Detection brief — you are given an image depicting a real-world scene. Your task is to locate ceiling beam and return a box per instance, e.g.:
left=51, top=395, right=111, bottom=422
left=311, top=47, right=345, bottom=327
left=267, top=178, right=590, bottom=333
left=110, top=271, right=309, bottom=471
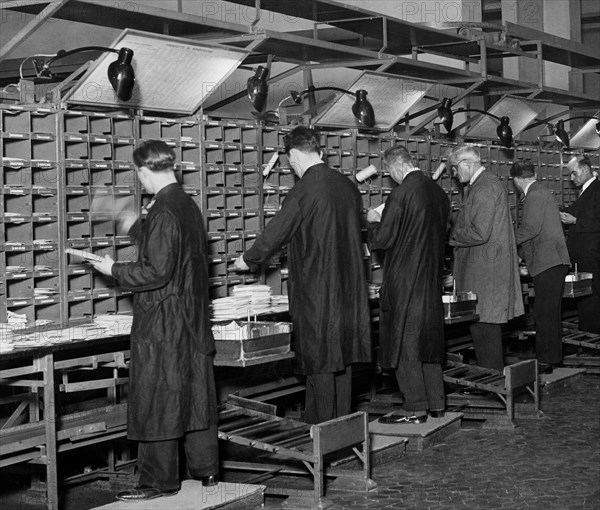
left=0, top=0, right=71, bottom=62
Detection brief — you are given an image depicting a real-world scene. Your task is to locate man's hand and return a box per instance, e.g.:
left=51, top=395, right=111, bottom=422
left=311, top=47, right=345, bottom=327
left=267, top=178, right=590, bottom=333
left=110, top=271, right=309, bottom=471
left=560, top=212, right=577, bottom=224
left=232, top=255, right=250, bottom=272
left=366, top=209, right=381, bottom=223
left=366, top=209, right=382, bottom=223
left=89, top=254, right=115, bottom=276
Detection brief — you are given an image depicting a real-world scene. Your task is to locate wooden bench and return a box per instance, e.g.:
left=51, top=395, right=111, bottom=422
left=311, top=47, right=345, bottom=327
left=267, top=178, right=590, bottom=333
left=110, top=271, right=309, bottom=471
left=443, top=354, right=540, bottom=425
left=218, top=395, right=375, bottom=509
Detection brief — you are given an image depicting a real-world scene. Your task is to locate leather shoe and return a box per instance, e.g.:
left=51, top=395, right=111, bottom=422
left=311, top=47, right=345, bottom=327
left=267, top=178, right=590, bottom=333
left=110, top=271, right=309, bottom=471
left=378, top=413, right=428, bottom=424
left=428, top=410, right=446, bottom=418
left=539, top=363, right=563, bottom=375
left=116, top=485, right=179, bottom=501
left=201, top=474, right=219, bottom=487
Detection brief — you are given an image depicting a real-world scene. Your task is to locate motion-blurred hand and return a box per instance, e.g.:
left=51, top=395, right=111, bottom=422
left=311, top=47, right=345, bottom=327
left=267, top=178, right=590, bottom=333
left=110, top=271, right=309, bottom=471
left=117, top=211, right=139, bottom=233
left=89, top=254, right=115, bottom=276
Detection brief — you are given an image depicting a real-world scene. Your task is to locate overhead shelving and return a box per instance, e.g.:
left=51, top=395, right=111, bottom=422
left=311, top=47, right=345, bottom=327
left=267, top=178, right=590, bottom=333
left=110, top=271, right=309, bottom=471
left=1, top=0, right=598, bottom=111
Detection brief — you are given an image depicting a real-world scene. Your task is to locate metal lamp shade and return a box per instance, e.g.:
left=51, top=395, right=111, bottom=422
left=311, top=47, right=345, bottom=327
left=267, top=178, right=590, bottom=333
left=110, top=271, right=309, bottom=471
left=554, top=120, right=570, bottom=149
left=247, top=66, right=269, bottom=112
left=497, top=116, right=513, bottom=148
left=352, top=90, right=375, bottom=128
left=107, top=48, right=135, bottom=101
left=438, top=98, right=454, bottom=132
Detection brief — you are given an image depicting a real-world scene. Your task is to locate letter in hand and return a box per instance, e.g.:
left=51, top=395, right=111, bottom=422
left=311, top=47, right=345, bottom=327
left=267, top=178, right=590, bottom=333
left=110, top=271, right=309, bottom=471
left=233, top=254, right=250, bottom=272
left=366, top=209, right=382, bottom=223
left=432, top=162, right=446, bottom=181
left=559, top=212, right=576, bottom=224
left=89, top=254, right=115, bottom=276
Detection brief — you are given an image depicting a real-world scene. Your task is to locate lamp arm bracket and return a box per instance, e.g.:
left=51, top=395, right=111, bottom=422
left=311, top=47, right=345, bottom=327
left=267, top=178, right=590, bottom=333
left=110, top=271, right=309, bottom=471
left=295, top=86, right=353, bottom=103
left=46, top=46, right=117, bottom=67
left=454, top=108, right=501, bottom=122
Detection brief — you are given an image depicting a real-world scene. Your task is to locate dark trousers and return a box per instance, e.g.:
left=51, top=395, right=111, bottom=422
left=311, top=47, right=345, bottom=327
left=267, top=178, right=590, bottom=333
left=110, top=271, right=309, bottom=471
left=395, top=361, right=445, bottom=413
left=577, top=263, right=600, bottom=334
left=532, top=264, right=569, bottom=364
left=470, top=322, right=504, bottom=371
left=304, top=365, right=352, bottom=424
left=137, top=426, right=219, bottom=491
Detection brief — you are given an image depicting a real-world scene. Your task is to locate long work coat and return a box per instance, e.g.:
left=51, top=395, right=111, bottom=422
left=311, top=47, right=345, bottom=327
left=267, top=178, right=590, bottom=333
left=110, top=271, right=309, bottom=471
left=369, top=171, right=450, bottom=368
left=244, top=163, right=372, bottom=375
left=450, top=169, right=524, bottom=324
left=111, top=183, right=217, bottom=441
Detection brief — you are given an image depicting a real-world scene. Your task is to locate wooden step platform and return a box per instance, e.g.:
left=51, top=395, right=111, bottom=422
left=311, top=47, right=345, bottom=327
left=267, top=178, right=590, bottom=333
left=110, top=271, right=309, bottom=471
left=218, top=395, right=375, bottom=509
left=561, top=327, right=600, bottom=374
left=443, top=355, right=539, bottom=423
left=563, top=353, right=600, bottom=374
left=368, top=412, right=463, bottom=451
left=539, top=367, right=586, bottom=393
left=90, top=481, right=265, bottom=510
left=562, top=329, right=600, bottom=351
left=446, top=391, right=541, bottom=429
left=330, top=434, right=408, bottom=470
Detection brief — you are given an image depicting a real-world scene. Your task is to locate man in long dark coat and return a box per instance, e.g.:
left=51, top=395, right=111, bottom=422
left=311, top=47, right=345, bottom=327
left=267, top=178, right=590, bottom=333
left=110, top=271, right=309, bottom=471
left=367, top=145, right=450, bottom=417
left=560, top=155, right=600, bottom=334
left=448, top=144, right=524, bottom=371
left=234, top=126, right=371, bottom=424
left=91, top=140, right=218, bottom=501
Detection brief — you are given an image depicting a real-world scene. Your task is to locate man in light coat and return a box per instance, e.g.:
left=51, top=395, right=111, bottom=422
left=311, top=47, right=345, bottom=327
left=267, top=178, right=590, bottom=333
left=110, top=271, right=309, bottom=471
left=448, top=145, right=524, bottom=371
left=511, top=161, right=570, bottom=370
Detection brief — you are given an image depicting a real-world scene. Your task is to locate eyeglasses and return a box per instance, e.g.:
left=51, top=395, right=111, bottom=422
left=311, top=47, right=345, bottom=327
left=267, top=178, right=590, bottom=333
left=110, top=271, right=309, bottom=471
left=450, top=159, right=470, bottom=173
left=450, top=159, right=475, bottom=172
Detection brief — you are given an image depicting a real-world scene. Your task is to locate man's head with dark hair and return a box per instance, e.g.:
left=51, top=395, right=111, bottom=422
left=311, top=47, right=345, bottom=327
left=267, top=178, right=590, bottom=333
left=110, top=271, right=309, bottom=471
left=568, top=154, right=595, bottom=188
left=510, top=160, right=537, bottom=194
left=131, top=140, right=178, bottom=195
left=284, top=126, right=324, bottom=178
left=571, top=155, right=592, bottom=172
left=283, top=126, right=321, bottom=155
left=133, top=140, right=176, bottom=173
left=510, top=160, right=536, bottom=179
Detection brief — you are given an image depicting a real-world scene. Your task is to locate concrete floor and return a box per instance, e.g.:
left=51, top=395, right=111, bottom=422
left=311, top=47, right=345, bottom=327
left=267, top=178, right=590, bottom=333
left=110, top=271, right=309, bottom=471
left=2, top=374, right=599, bottom=510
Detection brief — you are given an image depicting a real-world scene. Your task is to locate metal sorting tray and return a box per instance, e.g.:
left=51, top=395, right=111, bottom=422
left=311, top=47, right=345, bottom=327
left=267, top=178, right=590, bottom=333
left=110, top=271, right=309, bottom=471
left=212, top=321, right=292, bottom=362
left=442, top=292, right=477, bottom=320
left=563, top=275, right=593, bottom=298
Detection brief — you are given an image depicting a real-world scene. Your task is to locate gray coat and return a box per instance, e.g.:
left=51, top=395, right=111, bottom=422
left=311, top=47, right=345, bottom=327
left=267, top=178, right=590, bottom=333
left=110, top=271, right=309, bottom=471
left=516, top=181, right=570, bottom=277
left=450, top=169, right=524, bottom=324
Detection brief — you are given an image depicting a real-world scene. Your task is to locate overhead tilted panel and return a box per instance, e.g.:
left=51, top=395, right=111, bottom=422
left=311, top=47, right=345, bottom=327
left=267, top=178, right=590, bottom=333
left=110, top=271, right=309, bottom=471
left=462, top=95, right=549, bottom=141
left=64, top=29, right=249, bottom=114
left=314, top=71, right=431, bottom=131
